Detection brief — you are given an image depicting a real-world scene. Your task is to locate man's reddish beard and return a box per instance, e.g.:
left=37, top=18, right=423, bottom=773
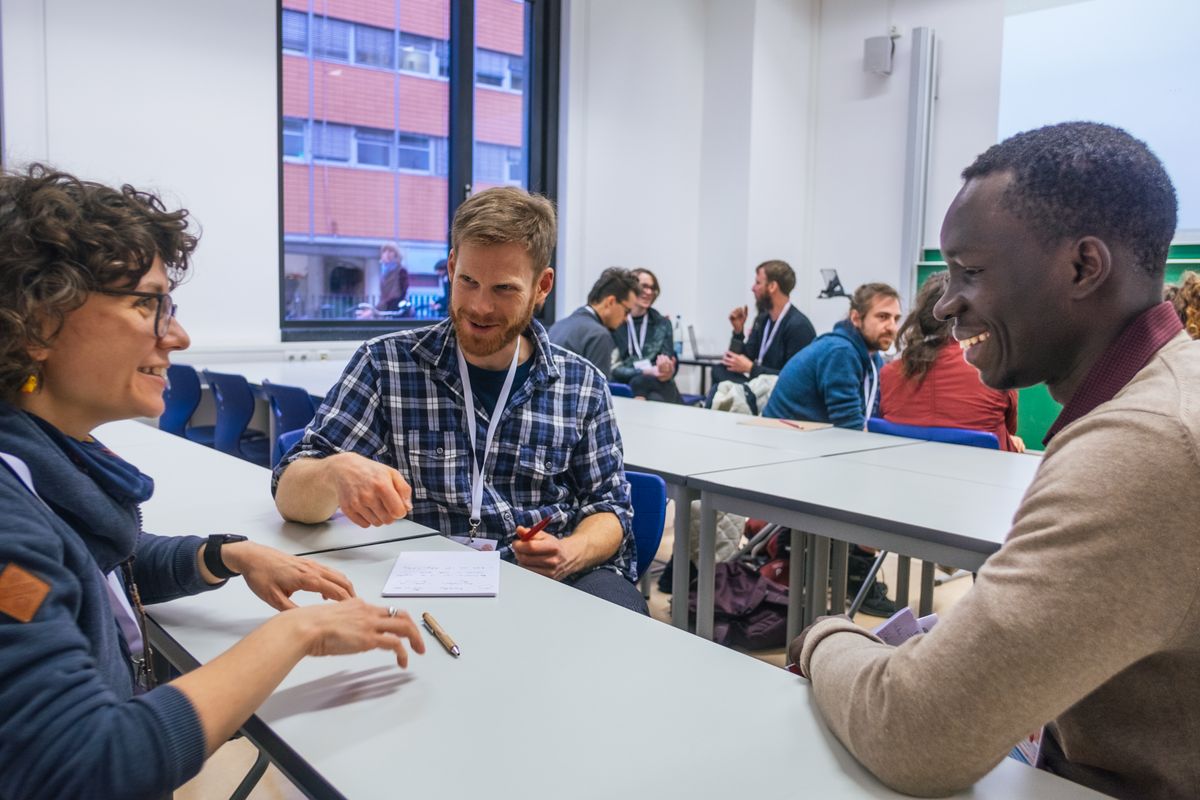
left=450, top=298, right=537, bottom=358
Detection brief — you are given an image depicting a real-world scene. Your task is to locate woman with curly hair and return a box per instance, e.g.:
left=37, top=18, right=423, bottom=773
left=1163, top=270, right=1200, bottom=339
left=879, top=272, right=1024, bottom=451
left=0, top=165, right=424, bottom=799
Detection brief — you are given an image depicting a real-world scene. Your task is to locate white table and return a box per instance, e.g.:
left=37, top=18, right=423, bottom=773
left=147, top=536, right=1105, bottom=800
left=95, top=420, right=435, bottom=555
left=691, top=443, right=1041, bottom=640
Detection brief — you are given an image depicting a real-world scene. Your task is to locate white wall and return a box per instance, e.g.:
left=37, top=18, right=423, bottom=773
left=2, top=0, right=294, bottom=356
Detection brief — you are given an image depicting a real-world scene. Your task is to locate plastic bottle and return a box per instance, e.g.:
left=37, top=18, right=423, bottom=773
left=673, top=315, right=684, bottom=357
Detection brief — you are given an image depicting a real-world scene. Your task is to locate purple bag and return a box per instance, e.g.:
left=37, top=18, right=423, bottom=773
left=689, top=560, right=789, bottom=650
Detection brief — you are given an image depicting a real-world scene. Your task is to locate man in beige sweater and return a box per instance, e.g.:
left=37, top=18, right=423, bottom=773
left=791, top=122, right=1199, bottom=800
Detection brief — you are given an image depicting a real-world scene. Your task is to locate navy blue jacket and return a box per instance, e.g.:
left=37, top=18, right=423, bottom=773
left=0, top=405, right=213, bottom=799
left=728, top=305, right=817, bottom=377
left=762, top=319, right=883, bottom=429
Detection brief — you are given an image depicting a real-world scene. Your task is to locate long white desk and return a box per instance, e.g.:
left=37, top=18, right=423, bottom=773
left=95, top=420, right=435, bottom=555
left=691, top=440, right=1041, bottom=639
left=147, top=535, right=1104, bottom=800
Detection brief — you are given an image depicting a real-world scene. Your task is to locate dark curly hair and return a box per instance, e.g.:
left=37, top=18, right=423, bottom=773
left=0, top=164, right=199, bottom=400
left=896, top=271, right=951, bottom=382
left=962, top=121, right=1177, bottom=277
left=1164, top=271, right=1200, bottom=340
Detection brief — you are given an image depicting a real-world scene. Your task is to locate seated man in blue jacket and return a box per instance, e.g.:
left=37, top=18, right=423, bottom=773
left=762, top=282, right=902, bottom=615
left=763, top=282, right=901, bottom=429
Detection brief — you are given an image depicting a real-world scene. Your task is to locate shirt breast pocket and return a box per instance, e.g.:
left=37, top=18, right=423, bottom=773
left=404, top=430, right=469, bottom=507
left=514, top=444, right=573, bottom=504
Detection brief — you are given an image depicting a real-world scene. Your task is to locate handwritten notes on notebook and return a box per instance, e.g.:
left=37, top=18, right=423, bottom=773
left=382, top=551, right=500, bottom=597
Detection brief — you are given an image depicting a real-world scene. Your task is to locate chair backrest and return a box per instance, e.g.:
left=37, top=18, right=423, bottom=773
left=627, top=470, right=668, bottom=578
left=608, top=382, right=635, bottom=398
left=274, top=427, right=306, bottom=467
left=160, top=363, right=202, bottom=436
left=203, top=370, right=257, bottom=456
left=262, top=380, right=317, bottom=437
left=867, top=417, right=999, bottom=450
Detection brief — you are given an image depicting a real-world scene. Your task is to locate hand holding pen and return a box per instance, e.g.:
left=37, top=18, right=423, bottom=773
left=512, top=515, right=578, bottom=581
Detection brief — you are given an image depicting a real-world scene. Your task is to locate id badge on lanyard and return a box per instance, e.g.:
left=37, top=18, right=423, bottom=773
left=453, top=341, right=520, bottom=549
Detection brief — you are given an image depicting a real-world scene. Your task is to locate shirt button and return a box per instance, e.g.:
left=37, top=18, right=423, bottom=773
left=544, top=460, right=553, bottom=469
left=436, top=447, right=444, bottom=455
left=503, top=511, right=513, bottom=520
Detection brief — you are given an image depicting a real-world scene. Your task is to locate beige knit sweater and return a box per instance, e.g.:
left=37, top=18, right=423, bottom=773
left=799, top=333, right=1200, bottom=799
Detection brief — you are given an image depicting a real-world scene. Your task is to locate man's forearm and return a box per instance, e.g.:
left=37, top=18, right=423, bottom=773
left=275, top=457, right=340, bottom=523
left=566, top=511, right=623, bottom=574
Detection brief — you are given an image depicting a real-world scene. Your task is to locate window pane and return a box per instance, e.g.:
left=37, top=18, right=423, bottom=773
left=281, top=9, right=307, bottom=53
left=281, top=2, right=452, bottom=325
left=399, top=32, right=433, bottom=75
left=355, top=24, right=395, bottom=69
left=474, top=0, right=529, bottom=191
left=282, top=118, right=306, bottom=158
left=313, top=17, right=351, bottom=61
left=356, top=127, right=392, bottom=167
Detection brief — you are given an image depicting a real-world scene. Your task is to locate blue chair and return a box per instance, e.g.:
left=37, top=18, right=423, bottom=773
left=274, top=427, right=306, bottom=468
left=262, top=380, right=317, bottom=458
left=608, top=382, right=635, bottom=398
left=866, top=418, right=999, bottom=450
left=202, top=370, right=271, bottom=466
left=627, top=470, right=668, bottom=596
left=160, top=364, right=215, bottom=446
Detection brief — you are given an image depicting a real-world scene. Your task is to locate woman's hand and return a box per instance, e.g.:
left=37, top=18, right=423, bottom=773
left=218, top=541, right=356, bottom=611
left=286, top=598, right=426, bottom=667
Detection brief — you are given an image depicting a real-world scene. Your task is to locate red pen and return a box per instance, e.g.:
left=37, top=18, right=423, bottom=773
left=516, top=515, right=553, bottom=542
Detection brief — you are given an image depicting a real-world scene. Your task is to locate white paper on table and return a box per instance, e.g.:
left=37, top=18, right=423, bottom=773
left=382, top=550, right=500, bottom=597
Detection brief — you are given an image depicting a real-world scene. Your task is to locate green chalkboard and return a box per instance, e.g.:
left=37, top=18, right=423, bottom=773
left=914, top=244, right=1200, bottom=450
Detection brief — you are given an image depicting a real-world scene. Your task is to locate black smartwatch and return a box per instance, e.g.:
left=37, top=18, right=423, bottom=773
left=204, top=534, right=248, bottom=580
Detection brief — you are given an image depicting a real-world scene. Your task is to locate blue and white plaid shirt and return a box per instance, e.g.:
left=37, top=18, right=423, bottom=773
left=272, top=318, right=637, bottom=580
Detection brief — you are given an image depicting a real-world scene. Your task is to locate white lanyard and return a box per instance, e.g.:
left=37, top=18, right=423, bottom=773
left=862, top=357, right=879, bottom=431
left=626, top=314, right=649, bottom=359
left=456, top=341, right=521, bottom=536
left=757, top=302, right=791, bottom=365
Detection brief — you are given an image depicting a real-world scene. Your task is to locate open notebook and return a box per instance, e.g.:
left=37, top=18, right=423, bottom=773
left=382, top=551, right=500, bottom=597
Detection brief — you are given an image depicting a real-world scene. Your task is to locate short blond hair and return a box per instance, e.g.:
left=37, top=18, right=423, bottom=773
left=450, top=187, right=557, bottom=273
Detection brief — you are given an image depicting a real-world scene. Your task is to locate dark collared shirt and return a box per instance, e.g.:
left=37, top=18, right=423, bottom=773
left=1043, top=301, right=1183, bottom=444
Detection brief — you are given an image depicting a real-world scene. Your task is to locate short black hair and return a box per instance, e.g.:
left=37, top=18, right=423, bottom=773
left=587, top=267, right=639, bottom=305
left=962, top=121, right=1177, bottom=277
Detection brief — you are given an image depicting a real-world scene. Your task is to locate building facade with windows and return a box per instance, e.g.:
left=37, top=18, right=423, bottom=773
left=280, top=0, right=529, bottom=325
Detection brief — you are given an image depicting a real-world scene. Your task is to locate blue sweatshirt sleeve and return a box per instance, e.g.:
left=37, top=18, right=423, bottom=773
left=818, top=345, right=868, bottom=430
left=0, top=478, right=208, bottom=800
left=133, top=531, right=222, bottom=605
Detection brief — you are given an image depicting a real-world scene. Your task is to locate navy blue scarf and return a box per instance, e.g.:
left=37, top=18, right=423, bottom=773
left=29, top=416, right=154, bottom=506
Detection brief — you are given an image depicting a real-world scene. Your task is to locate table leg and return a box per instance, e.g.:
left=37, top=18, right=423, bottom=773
left=918, top=560, right=936, bottom=617
left=669, top=485, right=696, bottom=630
left=830, top=540, right=848, bottom=615
left=696, top=491, right=717, bottom=640
left=786, top=528, right=806, bottom=643
left=896, top=555, right=912, bottom=610
left=805, top=534, right=830, bottom=624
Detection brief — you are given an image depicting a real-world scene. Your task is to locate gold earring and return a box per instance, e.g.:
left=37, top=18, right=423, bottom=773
left=20, top=374, right=38, bottom=393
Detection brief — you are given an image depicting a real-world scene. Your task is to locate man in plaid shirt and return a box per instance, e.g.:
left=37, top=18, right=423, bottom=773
left=273, top=187, right=645, bottom=612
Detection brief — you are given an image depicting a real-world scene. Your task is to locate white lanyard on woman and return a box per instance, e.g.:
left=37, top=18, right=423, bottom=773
left=756, top=303, right=791, bottom=365
left=455, top=341, right=521, bottom=537
left=862, top=357, right=879, bottom=431
left=626, top=314, right=649, bottom=359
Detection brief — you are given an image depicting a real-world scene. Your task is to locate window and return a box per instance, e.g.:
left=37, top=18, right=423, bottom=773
left=278, top=0, right=559, bottom=338
left=281, top=9, right=307, bottom=53
left=354, top=24, right=395, bottom=69
left=282, top=118, right=306, bottom=159
left=312, top=16, right=351, bottom=62
left=355, top=127, right=393, bottom=167
left=396, top=134, right=432, bottom=172
left=312, top=122, right=352, bottom=162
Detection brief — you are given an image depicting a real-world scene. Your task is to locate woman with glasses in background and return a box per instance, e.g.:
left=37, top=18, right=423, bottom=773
left=611, top=267, right=682, bottom=403
left=0, top=165, right=424, bottom=800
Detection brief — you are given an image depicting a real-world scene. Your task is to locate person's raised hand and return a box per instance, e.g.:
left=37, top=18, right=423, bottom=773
left=729, top=305, right=748, bottom=334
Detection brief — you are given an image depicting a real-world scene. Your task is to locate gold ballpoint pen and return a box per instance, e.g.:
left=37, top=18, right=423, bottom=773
left=422, top=612, right=461, bottom=657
